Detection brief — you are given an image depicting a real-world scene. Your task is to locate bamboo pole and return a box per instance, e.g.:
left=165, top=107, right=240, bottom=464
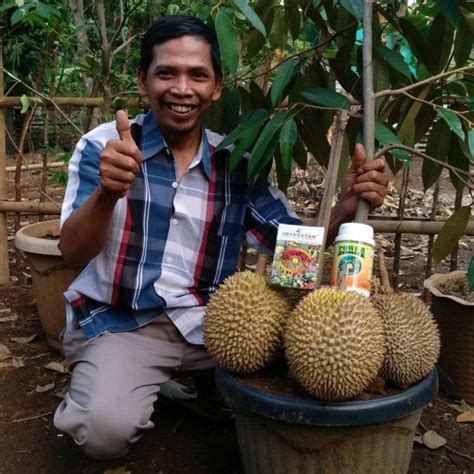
left=0, top=201, right=60, bottom=214
left=0, top=96, right=143, bottom=108
left=355, top=0, right=375, bottom=223
left=0, top=43, right=9, bottom=284
left=5, top=161, right=65, bottom=172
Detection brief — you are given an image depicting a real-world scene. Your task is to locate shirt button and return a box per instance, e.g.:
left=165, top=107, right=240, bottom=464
left=172, top=181, right=178, bottom=188
left=172, top=218, right=179, bottom=225
left=166, top=257, right=173, bottom=263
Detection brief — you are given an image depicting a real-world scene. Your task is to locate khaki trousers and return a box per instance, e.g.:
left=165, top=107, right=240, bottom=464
left=54, top=314, right=215, bottom=460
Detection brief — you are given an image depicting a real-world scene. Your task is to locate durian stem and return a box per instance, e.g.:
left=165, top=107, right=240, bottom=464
left=377, top=252, right=393, bottom=292
left=256, top=253, right=270, bottom=276
left=355, top=0, right=375, bottom=223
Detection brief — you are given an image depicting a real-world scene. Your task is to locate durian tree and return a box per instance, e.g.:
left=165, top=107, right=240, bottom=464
left=199, top=0, right=473, bottom=266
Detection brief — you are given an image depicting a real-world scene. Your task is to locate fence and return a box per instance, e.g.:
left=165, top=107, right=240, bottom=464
left=0, top=62, right=473, bottom=288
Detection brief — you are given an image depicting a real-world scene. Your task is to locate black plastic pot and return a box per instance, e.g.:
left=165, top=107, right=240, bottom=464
left=216, top=368, right=438, bottom=474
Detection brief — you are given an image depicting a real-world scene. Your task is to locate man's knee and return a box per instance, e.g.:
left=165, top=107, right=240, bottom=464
left=54, top=393, right=153, bottom=460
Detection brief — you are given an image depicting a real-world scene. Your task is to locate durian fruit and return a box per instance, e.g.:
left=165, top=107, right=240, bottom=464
left=284, top=288, right=385, bottom=401
left=372, top=292, right=440, bottom=387
left=203, top=271, right=290, bottom=374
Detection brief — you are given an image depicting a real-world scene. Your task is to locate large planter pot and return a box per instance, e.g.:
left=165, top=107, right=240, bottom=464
left=14, top=220, right=83, bottom=352
left=216, top=368, right=438, bottom=474
left=424, top=271, right=474, bottom=404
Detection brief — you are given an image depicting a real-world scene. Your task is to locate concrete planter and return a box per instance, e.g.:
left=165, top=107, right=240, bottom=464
left=216, top=368, right=438, bottom=474
left=14, top=220, right=82, bottom=352
left=424, top=271, right=474, bottom=403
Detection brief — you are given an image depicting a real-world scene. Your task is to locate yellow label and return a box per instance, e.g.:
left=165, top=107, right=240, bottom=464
left=330, top=241, right=374, bottom=296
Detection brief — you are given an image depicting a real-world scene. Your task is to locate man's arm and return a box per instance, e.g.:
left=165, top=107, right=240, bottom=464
left=59, top=111, right=142, bottom=265
left=304, top=144, right=388, bottom=245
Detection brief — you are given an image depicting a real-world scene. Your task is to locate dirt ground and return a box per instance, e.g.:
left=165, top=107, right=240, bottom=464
left=0, top=154, right=473, bottom=473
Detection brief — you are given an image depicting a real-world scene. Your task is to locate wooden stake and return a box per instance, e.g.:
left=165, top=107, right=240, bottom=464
left=0, top=43, right=10, bottom=284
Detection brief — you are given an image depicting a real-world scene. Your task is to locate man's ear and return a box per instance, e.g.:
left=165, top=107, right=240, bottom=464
left=137, top=67, right=147, bottom=96
left=211, top=77, right=222, bottom=102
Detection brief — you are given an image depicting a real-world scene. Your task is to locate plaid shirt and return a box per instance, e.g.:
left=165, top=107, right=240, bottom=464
left=62, top=112, right=300, bottom=344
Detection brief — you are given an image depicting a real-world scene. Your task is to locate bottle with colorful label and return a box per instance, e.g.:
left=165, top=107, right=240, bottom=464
left=330, top=223, right=375, bottom=297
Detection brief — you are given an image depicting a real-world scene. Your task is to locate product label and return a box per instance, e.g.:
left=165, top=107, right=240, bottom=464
left=269, top=224, right=325, bottom=290
left=330, top=240, right=374, bottom=296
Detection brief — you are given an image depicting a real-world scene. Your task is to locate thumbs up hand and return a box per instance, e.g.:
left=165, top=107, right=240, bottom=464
left=99, top=110, right=142, bottom=200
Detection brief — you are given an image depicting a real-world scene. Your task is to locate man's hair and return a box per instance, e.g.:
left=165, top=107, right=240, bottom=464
left=139, top=15, right=222, bottom=78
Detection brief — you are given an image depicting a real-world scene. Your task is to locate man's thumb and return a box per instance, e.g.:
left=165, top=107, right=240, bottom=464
left=116, top=110, right=133, bottom=143
left=350, top=143, right=366, bottom=170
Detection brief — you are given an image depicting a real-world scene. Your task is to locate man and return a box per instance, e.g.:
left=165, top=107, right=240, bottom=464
left=54, top=15, right=388, bottom=459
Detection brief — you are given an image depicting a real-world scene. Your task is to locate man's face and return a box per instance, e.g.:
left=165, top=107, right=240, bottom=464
left=138, top=35, right=222, bottom=138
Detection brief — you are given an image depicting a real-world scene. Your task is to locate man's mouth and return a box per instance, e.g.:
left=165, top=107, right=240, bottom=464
left=167, top=103, right=196, bottom=114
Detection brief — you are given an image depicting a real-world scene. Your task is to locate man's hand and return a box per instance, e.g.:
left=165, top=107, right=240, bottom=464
left=337, top=143, right=389, bottom=220
left=99, top=110, right=142, bottom=200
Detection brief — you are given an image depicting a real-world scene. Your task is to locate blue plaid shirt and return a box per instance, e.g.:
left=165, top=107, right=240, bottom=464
left=62, top=112, right=300, bottom=344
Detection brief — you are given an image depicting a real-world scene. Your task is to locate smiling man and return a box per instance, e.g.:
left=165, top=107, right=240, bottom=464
left=54, top=15, right=388, bottom=460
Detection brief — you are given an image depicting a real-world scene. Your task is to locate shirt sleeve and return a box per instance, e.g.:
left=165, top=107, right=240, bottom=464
left=244, top=174, right=302, bottom=255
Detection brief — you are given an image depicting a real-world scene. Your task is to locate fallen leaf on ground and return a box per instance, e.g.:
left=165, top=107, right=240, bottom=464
left=12, top=357, right=25, bottom=368
left=44, top=361, right=69, bottom=374
left=36, top=382, right=55, bottom=393
left=0, top=314, right=18, bottom=323
left=448, top=399, right=472, bottom=413
left=422, top=430, right=447, bottom=449
left=414, top=434, right=423, bottom=444
left=456, top=410, right=474, bottom=423
left=0, top=343, right=11, bottom=361
left=10, top=334, right=37, bottom=344
left=53, top=387, right=67, bottom=399
left=0, top=308, right=11, bottom=313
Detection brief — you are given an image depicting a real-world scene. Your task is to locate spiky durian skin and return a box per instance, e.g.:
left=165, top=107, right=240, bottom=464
left=372, top=293, right=440, bottom=387
left=284, top=288, right=385, bottom=401
left=203, top=271, right=290, bottom=374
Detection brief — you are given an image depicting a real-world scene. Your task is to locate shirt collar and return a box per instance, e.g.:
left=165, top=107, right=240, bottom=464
left=140, top=111, right=213, bottom=181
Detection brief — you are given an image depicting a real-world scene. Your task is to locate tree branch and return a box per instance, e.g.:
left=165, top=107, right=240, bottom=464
left=112, top=34, right=138, bottom=58
left=375, top=65, right=474, bottom=99
left=1, top=67, right=83, bottom=135
left=374, top=144, right=472, bottom=189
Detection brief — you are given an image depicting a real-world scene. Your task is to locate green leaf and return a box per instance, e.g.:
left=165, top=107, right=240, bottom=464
left=433, top=206, right=471, bottom=265
left=374, top=44, right=412, bottom=80
left=437, top=109, right=465, bottom=140
left=248, top=111, right=291, bottom=179
left=286, top=0, right=301, bottom=41
left=270, top=60, right=297, bottom=106
left=340, top=0, right=363, bottom=21
left=293, top=136, right=308, bottom=169
left=374, top=122, right=411, bottom=162
left=20, top=94, right=29, bottom=114
left=435, top=0, right=460, bottom=27
left=14, top=0, right=24, bottom=6
left=11, top=8, right=25, bottom=25
left=269, top=6, right=288, bottom=50
left=215, top=9, right=239, bottom=73
left=429, top=13, right=455, bottom=74
left=36, top=2, right=52, bottom=19
left=221, top=87, right=240, bottom=134
left=229, top=125, right=263, bottom=172
left=302, top=87, right=351, bottom=110
left=454, top=18, right=473, bottom=67
left=279, top=119, right=297, bottom=174
left=468, top=256, right=474, bottom=291
left=234, top=0, right=266, bottom=37
left=468, top=129, right=474, bottom=157
left=447, top=132, right=470, bottom=191
left=422, top=119, right=450, bottom=191
left=216, top=109, right=270, bottom=151
left=398, top=17, right=432, bottom=73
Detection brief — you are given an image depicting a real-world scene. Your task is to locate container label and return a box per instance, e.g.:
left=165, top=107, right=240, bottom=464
left=330, top=241, right=374, bottom=296
left=269, top=224, right=325, bottom=290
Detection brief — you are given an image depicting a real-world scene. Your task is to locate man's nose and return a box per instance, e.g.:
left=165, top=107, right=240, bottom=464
left=172, top=75, right=192, bottom=95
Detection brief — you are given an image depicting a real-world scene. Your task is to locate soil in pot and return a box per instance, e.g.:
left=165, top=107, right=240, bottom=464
left=435, top=273, right=474, bottom=303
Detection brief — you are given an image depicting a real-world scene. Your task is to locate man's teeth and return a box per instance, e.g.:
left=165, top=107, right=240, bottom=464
left=170, top=104, right=193, bottom=113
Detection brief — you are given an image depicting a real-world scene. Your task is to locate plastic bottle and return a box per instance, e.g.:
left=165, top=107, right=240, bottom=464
left=330, top=223, right=375, bottom=297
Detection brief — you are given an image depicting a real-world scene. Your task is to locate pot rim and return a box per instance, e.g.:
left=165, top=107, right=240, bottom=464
left=14, top=220, right=62, bottom=256
left=216, top=368, right=438, bottom=427
left=423, top=271, right=474, bottom=306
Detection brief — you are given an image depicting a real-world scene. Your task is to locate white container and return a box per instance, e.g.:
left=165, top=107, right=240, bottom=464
left=330, top=223, right=375, bottom=297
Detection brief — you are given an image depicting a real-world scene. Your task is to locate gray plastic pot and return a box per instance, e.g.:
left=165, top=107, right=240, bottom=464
left=14, top=220, right=82, bottom=352
left=424, top=271, right=474, bottom=403
left=216, top=368, right=438, bottom=474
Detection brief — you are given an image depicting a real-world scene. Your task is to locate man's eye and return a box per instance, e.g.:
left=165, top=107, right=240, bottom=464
left=193, top=72, right=208, bottom=80
left=157, top=70, right=173, bottom=78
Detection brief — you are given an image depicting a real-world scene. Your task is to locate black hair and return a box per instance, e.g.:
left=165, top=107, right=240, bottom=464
left=139, top=15, right=222, bottom=79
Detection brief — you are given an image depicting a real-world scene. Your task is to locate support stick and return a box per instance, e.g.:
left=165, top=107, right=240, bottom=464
left=355, top=0, right=375, bottom=223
